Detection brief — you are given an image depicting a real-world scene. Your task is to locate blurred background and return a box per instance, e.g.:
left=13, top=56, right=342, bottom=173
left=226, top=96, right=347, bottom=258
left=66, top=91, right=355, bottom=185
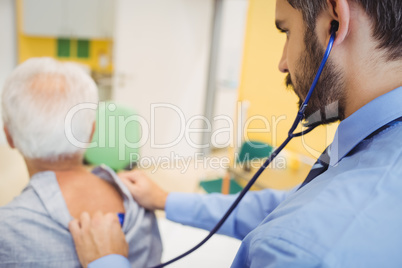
left=0, top=0, right=338, bottom=266
left=0, top=0, right=337, bottom=157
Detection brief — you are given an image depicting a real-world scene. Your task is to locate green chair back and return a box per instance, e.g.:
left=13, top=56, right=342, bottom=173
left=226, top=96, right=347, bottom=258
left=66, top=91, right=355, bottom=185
left=237, top=140, right=273, bottom=163
left=84, top=102, right=140, bottom=171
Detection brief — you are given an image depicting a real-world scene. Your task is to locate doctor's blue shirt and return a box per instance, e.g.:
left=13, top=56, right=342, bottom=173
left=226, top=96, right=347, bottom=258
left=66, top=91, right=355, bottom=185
left=90, top=87, right=402, bottom=267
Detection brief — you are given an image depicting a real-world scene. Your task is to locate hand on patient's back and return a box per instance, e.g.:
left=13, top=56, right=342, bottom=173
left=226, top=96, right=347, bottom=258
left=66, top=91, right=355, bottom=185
left=118, top=170, right=168, bottom=211
left=68, top=211, right=128, bottom=268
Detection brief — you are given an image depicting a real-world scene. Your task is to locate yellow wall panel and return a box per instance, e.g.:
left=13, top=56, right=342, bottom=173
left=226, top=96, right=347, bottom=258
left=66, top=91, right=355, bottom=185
left=18, top=36, right=56, bottom=63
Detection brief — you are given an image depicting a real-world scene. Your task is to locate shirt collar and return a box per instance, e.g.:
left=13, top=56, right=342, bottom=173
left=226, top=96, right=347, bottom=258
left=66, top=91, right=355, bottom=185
left=90, top=165, right=140, bottom=232
left=30, top=171, right=72, bottom=229
left=330, top=86, right=402, bottom=166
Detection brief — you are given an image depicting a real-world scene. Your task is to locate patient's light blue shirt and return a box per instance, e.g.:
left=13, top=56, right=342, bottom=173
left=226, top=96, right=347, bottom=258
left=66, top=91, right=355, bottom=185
left=0, top=166, right=162, bottom=268
left=92, top=87, right=402, bottom=267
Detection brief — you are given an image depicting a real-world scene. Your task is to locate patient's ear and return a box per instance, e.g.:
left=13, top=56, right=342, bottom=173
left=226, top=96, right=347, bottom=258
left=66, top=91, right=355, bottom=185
left=89, top=121, right=96, bottom=141
left=4, top=126, right=15, bottom=148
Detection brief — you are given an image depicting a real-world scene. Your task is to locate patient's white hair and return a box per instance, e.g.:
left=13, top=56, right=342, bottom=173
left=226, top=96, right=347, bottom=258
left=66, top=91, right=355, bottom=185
left=2, top=57, right=98, bottom=160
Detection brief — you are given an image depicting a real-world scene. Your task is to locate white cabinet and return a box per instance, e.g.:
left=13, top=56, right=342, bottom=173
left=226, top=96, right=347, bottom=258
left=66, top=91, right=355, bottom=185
left=22, top=0, right=115, bottom=39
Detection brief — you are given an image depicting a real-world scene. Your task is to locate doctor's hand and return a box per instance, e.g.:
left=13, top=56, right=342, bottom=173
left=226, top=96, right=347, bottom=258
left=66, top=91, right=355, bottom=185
left=119, top=170, right=168, bottom=210
left=68, top=211, right=128, bottom=268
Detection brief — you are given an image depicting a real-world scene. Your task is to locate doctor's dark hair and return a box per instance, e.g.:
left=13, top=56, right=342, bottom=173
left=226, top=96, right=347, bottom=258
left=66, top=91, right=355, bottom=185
left=287, top=0, right=402, bottom=61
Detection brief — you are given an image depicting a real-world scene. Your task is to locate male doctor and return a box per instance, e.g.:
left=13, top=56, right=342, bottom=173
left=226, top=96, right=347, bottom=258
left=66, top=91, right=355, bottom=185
left=69, top=0, right=402, bottom=267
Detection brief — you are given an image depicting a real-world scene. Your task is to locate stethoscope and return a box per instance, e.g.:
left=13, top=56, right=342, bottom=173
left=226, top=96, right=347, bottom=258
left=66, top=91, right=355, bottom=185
left=151, top=21, right=339, bottom=268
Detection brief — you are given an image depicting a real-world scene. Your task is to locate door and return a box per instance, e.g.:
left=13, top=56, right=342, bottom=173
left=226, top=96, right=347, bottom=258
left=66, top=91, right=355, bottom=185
left=113, top=0, right=213, bottom=159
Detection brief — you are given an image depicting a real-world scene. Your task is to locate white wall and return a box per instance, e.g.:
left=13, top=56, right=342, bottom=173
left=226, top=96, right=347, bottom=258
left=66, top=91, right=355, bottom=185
left=113, top=0, right=213, bottom=158
left=212, top=0, right=249, bottom=147
left=216, top=0, right=248, bottom=90
left=0, top=0, right=17, bottom=144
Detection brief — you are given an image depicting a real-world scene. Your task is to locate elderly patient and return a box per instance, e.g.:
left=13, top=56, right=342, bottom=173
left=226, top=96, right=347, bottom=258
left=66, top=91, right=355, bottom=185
left=0, top=58, right=162, bottom=267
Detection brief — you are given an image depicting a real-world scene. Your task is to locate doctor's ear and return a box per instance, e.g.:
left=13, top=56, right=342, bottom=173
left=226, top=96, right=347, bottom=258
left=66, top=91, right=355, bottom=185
left=327, top=0, right=350, bottom=45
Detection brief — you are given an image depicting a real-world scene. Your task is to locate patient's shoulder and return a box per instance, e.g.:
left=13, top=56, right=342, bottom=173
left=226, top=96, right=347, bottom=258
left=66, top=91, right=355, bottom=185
left=0, top=184, right=45, bottom=218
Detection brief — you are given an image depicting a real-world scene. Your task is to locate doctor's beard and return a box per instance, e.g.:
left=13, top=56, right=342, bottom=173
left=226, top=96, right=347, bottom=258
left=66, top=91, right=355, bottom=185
left=286, top=29, right=346, bottom=127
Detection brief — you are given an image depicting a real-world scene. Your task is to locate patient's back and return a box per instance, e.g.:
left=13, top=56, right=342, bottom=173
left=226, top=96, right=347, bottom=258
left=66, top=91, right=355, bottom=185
left=0, top=166, right=162, bottom=268
left=56, top=169, right=125, bottom=219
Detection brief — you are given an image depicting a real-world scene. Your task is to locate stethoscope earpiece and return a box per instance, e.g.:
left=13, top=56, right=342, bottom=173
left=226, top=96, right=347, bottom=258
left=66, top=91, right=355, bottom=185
left=331, top=20, right=339, bottom=34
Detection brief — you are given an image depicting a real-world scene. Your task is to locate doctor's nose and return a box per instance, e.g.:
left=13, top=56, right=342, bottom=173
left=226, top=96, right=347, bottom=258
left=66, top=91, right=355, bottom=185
left=278, top=46, right=289, bottom=73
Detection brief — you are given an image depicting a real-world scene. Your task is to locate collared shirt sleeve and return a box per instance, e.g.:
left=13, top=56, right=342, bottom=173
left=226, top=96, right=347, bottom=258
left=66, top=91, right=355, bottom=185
left=165, top=188, right=296, bottom=240
left=232, top=235, right=321, bottom=268
left=88, top=254, right=131, bottom=268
